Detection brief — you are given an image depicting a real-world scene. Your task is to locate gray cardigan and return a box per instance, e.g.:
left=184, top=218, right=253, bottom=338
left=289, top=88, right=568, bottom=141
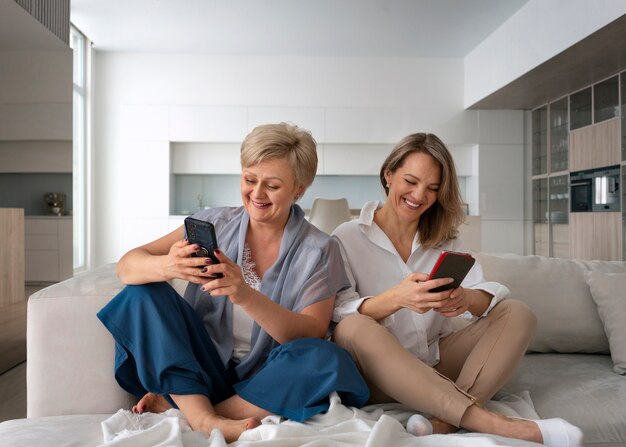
left=183, top=205, right=349, bottom=379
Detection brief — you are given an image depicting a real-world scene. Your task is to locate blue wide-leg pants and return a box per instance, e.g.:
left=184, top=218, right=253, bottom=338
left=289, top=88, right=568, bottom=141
left=97, top=282, right=369, bottom=422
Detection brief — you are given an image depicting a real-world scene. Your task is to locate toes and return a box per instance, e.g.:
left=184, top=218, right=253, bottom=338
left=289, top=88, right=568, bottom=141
left=245, top=418, right=261, bottom=430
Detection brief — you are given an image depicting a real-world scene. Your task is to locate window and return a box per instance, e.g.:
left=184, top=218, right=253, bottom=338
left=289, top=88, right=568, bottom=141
left=70, top=26, right=90, bottom=271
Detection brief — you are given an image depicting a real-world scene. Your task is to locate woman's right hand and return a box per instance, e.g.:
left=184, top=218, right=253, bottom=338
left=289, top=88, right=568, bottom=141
left=391, top=272, right=455, bottom=314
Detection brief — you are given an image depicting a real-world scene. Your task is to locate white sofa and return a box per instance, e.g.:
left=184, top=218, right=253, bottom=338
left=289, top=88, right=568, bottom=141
left=1, top=253, right=625, bottom=446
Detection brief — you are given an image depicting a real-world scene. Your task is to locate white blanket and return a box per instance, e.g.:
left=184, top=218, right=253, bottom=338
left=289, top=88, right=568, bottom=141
left=99, top=392, right=542, bottom=447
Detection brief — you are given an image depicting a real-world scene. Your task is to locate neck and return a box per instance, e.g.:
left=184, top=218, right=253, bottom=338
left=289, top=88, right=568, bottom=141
left=375, top=203, right=418, bottom=246
left=247, top=211, right=290, bottom=244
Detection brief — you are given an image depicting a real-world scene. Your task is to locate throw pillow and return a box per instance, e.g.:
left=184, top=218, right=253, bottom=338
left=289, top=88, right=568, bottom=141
left=586, top=270, right=626, bottom=375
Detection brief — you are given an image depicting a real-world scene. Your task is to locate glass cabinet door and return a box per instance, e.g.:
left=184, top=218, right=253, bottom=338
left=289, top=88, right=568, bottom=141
left=549, top=175, right=569, bottom=258
left=570, top=87, right=592, bottom=130
left=594, top=75, right=619, bottom=123
left=623, top=167, right=626, bottom=261
left=550, top=97, right=568, bottom=173
left=620, top=71, right=626, bottom=161
left=532, top=107, right=548, bottom=176
left=533, top=178, right=549, bottom=256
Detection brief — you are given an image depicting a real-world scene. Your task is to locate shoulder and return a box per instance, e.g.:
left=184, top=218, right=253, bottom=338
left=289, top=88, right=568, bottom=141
left=332, top=219, right=360, bottom=242
left=192, top=206, right=244, bottom=226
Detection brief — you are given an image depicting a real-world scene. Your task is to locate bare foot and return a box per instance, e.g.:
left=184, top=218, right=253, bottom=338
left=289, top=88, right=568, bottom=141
left=132, top=392, right=173, bottom=414
left=195, top=413, right=261, bottom=443
left=430, top=417, right=460, bottom=434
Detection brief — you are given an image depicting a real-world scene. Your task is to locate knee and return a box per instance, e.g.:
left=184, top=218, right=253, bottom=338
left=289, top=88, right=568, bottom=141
left=113, top=282, right=178, bottom=310
left=332, top=313, right=379, bottom=349
left=496, top=299, right=537, bottom=336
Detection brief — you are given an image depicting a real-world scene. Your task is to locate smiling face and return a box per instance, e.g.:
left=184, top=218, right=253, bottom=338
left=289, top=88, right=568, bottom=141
left=241, top=157, right=303, bottom=228
left=383, top=151, right=441, bottom=225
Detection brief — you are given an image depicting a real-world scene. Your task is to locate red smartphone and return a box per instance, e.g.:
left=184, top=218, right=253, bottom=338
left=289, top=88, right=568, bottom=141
left=427, top=251, right=475, bottom=292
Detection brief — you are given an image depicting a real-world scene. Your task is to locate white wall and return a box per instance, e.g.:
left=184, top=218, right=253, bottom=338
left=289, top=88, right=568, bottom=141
left=93, top=53, right=525, bottom=266
left=464, top=0, right=626, bottom=107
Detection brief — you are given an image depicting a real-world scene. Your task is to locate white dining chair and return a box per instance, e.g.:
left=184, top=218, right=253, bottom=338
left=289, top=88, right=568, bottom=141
left=308, top=197, right=352, bottom=235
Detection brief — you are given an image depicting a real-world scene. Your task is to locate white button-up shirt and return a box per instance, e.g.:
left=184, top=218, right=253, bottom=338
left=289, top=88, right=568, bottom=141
left=332, top=201, right=510, bottom=367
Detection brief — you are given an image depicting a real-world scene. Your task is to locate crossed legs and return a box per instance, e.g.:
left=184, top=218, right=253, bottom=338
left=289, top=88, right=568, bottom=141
left=332, top=300, right=549, bottom=443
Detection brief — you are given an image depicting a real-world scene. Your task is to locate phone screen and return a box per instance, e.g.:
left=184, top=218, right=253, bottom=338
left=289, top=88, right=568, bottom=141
left=427, top=251, right=475, bottom=292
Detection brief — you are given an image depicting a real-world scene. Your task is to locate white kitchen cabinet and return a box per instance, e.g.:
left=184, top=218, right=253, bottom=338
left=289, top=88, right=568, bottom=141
left=321, top=143, right=390, bottom=175
left=448, top=144, right=477, bottom=177
left=324, top=108, right=410, bottom=144
left=247, top=107, right=325, bottom=141
left=169, top=106, right=247, bottom=142
left=25, top=217, right=72, bottom=283
left=171, top=142, right=241, bottom=174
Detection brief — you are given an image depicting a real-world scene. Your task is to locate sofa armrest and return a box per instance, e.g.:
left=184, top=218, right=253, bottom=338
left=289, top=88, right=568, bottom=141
left=27, top=264, right=135, bottom=417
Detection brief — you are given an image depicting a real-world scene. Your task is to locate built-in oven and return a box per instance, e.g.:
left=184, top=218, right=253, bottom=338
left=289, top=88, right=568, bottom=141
left=570, top=166, right=621, bottom=213
left=570, top=170, right=593, bottom=212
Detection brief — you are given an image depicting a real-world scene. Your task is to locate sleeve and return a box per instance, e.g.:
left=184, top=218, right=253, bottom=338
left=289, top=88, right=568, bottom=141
left=454, top=240, right=509, bottom=319
left=292, top=237, right=351, bottom=313
left=332, top=236, right=372, bottom=322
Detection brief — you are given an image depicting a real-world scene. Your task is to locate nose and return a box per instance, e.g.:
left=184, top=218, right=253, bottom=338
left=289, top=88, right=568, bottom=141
left=411, top=185, right=427, bottom=202
left=251, top=182, right=266, bottom=197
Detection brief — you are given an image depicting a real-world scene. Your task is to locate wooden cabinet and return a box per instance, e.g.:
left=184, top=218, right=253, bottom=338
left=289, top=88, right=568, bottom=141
left=569, top=118, right=620, bottom=171
left=0, top=209, right=25, bottom=306
left=570, top=212, right=622, bottom=261
left=25, top=217, right=72, bottom=283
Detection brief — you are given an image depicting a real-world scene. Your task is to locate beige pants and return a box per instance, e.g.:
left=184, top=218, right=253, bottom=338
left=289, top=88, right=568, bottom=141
left=332, top=299, right=537, bottom=427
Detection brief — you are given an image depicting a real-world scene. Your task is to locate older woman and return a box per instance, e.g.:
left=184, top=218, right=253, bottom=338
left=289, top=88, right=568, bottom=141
left=331, top=133, right=583, bottom=446
left=97, top=123, right=368, bottom=442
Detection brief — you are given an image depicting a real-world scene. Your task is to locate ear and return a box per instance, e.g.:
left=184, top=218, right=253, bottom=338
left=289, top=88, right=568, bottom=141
left=295, top=185, right=305, bottom=200
left=383, top=170, right=392, bottom=185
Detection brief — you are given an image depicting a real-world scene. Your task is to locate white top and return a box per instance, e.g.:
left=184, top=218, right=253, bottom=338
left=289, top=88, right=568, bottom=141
left=332, top=201, right=510, bottom=367
left=232, top=244, right=259, bottom=361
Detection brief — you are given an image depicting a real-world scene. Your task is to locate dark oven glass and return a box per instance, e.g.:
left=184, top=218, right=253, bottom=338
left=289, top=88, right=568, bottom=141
left=570, top=176, right=592, bottom=212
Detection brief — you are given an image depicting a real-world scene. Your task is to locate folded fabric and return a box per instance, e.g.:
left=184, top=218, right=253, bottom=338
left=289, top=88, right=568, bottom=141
left=98, top=392, right=543, bottom=447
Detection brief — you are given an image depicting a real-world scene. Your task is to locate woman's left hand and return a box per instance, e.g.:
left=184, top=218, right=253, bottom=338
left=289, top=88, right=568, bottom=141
left=437, top=286, right=471, bottom=318
left=199, top=249, right=255, bottom=306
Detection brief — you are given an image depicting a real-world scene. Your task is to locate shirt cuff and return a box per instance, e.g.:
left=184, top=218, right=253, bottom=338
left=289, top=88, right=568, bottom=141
left=474, top=282, right=510, bottom=317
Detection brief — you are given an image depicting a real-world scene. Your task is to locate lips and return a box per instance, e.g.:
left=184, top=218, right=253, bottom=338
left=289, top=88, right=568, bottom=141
left=251, top=200, right=271, bottom=209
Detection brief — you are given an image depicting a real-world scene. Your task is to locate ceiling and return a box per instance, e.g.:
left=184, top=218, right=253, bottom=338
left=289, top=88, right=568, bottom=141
left=470, top=13, right=626, bottom=109
left=70, top=0, right=529, bottom=57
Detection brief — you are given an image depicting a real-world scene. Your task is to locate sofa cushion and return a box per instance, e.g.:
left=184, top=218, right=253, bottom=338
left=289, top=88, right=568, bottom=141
left=501, top=353, right=626, bottom=447
left=586, top=271, right=626, bottom=375
left=474, top=253, right=609, bottom=354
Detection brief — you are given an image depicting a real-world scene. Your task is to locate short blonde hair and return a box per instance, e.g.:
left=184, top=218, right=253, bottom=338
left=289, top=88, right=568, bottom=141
left=240, top=123, right=318, bottom=191
left=380, top=133, right=465, bottom=249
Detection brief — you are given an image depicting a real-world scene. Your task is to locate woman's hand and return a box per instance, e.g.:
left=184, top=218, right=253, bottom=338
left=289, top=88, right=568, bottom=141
left=163, top=239, right=215, bottom=284
left=199, top=249, right=255, bottom=306
left=395, top=272, right=458, bottom=314
left=436, top=286, right=471, bottom=317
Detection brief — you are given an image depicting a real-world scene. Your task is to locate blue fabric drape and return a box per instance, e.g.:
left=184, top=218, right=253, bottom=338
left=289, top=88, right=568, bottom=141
left=97, top=282, right=369, bottom=422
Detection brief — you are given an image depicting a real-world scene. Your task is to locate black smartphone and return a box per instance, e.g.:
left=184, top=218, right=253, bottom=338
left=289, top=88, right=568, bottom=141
left=427, top=250, right=475, bottom=292
left=184, top=217, right=222, bottom=277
